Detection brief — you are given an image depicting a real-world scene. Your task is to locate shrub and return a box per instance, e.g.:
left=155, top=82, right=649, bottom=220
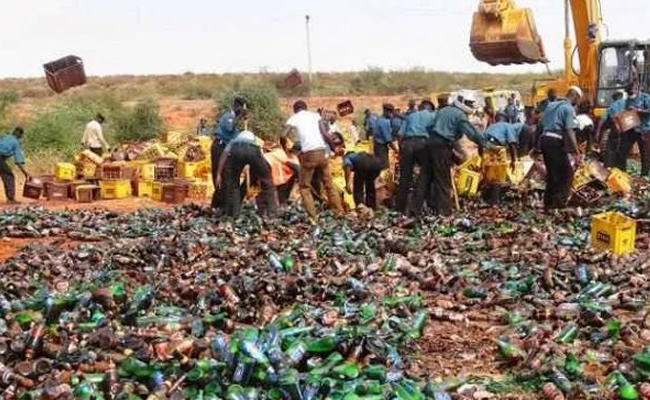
left=216, top=84, right=285, bottom=141
left=24, top=97, right=113, bottom=159
left=23, top=95, right=164, bottom=159
left=113, top=99, right=164, bottom=144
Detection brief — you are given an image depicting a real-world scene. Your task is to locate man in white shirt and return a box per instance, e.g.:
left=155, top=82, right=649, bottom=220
left=281, top=100, right=343, bottom=222
left=82, top=114, right=109, bottom=156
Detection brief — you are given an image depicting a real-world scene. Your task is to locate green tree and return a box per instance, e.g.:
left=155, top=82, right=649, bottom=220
left=216, top=84, right=285, bottom=141
left=113, top=99, right=164, bottom=143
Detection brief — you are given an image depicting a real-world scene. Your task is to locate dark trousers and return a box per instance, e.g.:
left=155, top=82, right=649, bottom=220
left=90, top=147, right=104, bottom=157
left=374, top=143, right=390, bottom=170
left=518, top=125, right=536, bottom=157
left=603, top=130, right=620, bottom=168
left=541, top=136, right=573, bottom=210
left=413, top=137, right=454, bottom=216
left=211, top=139, right=226, bottom=209
left=224, top=144, right=277, bottom=217
left=0, top=156, right=16, bottom=201
left=352, top=155, right=382, bottom=209
left=396, top=137, right=428, bottom=213
left=617, top=129, right=650, bottom=176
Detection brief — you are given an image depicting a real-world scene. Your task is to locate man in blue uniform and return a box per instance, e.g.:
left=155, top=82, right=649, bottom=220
left=395, top=99, right=436, bottom=213
left=485, top=112, right=519, bottom=171
left=413, top=93, right=485, bottom=216
left=211, top=97, right=247, bottom=209
left=617, top=83, right=650, bottom=176
left=363, top=109, right=378, bottom=141
left=596, top=90, right=625, bottom=167
left=536, top=88, right=557, bottom=114
left=343, top=151, right=383, bottom=209
left=373, top=104, right=399, bottom=170
left=0, top=127, right=29, bottom=204
left=538, top=87, right=583, bottom=210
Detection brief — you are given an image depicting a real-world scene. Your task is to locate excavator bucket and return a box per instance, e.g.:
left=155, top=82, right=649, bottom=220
left=470, top=0, right=548, bottom=66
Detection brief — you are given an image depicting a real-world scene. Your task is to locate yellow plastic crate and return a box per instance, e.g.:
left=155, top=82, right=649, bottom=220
left=591, top=212, right=636, bottom=255
left=483, top=147, right=508, bottom=164
left=152, top=182, right=164, bottom=202
left=353, top=140, right=372, bottom=154
left=137, top=180, right=154, bottom=198
left=137, top=163, right=155, bottom=181
left=454, top=168, right=481, bottom=197
left=55, top=163, right=77, bottom=181
left=572, top=165, right=595, bottom=190
left=459, top=155, right=483, bottom=172
left=607, top=168, right=632, bottom=194
left=99, top=180, right=132, bottom=200
left=333, top=176, right=355, bottom=210
left=483, top=162, right=508, bottom=184
left=179, top=162, right=203, bottom=179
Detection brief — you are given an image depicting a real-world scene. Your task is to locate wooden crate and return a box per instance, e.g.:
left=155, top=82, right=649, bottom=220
left=75, top=185, right=99, bottom=203
left=45, top=182, right=70, bottom=201
left=162, top=184, right=186, bottom=204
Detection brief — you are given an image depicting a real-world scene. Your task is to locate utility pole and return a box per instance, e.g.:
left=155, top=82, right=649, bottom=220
left=305, top=15, right=313, bottom=96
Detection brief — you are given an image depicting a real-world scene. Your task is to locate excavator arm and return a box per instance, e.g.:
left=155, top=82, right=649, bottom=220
left=470, top=0, right=548, bottom=65
left=470, top=0, right=603, bottom=99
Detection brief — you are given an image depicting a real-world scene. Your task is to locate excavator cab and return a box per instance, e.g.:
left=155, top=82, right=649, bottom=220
left=594, top=41, right=650, bottom=110
left=470, top=0, right=548, bottom=66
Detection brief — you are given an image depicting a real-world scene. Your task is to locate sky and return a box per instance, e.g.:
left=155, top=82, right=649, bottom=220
left=0, top=0, right=648, bottom=78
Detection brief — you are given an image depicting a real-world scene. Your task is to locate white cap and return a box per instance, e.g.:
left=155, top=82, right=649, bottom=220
left=568, top=86, right=584, bottom=98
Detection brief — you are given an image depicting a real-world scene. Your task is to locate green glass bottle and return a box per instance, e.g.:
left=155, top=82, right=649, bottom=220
left=496, top=338, right=523, bottom=362
left=564, top=353, right=582, bottom=378
left=120, top=357, right=154, bottom=380
left=73, top=382, right=96, bottom=399
left=356, top=380, right=383, bottom=395
left=463, top=287, right=487, bottom=299
left=331, top=362, right=360, bottom=379
left=393, top=380, right=425, bottom=400
left=281, top=255, right=295, bottom=271
left=613, top=372, right=639, bottom=400
left=14, top=310, right=43, bottom=327
left=557, top=323, right=579, bottom=344
left=364, top=365, right=387, bottom=382
left=306, top=336, right=338, bottom=354
left=406, top=311, right=429, bottom=340
left=279, top=369, right=302, bottom=400
left=226, top=385, right=246, bottom=400
left=309, top=352, right=344, bottom=376
left=285, top=340, right=307, bottom=366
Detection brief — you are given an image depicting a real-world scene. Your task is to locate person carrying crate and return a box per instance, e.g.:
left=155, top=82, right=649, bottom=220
left=616, top=82, right=650, bottom=177
left=0, top=127, right=30, bottom=204
left=537, top=87, right=583, bottom=210
left=412, top=92, right=486, bottom=216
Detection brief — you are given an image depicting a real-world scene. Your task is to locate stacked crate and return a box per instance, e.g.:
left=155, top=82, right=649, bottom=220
left=99, top=163, right=132, bottom=200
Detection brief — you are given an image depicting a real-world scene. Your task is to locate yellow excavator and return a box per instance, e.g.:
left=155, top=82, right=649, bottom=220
left=470, top=0, right=650, bottom=116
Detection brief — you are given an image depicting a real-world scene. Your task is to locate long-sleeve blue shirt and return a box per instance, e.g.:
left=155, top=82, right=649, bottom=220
left=399, top=110, right=436, bottom=138
left=215, top=109, right=239, bottom=144
left=0, top=134, right=25, bottom=165
left=429, top=106, right=484, bottom=146
left=485, top=122, right=518, bottom=146
left=364, top=114, right=378, bottom=136
left=374, top=116, right=394, bottom=145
